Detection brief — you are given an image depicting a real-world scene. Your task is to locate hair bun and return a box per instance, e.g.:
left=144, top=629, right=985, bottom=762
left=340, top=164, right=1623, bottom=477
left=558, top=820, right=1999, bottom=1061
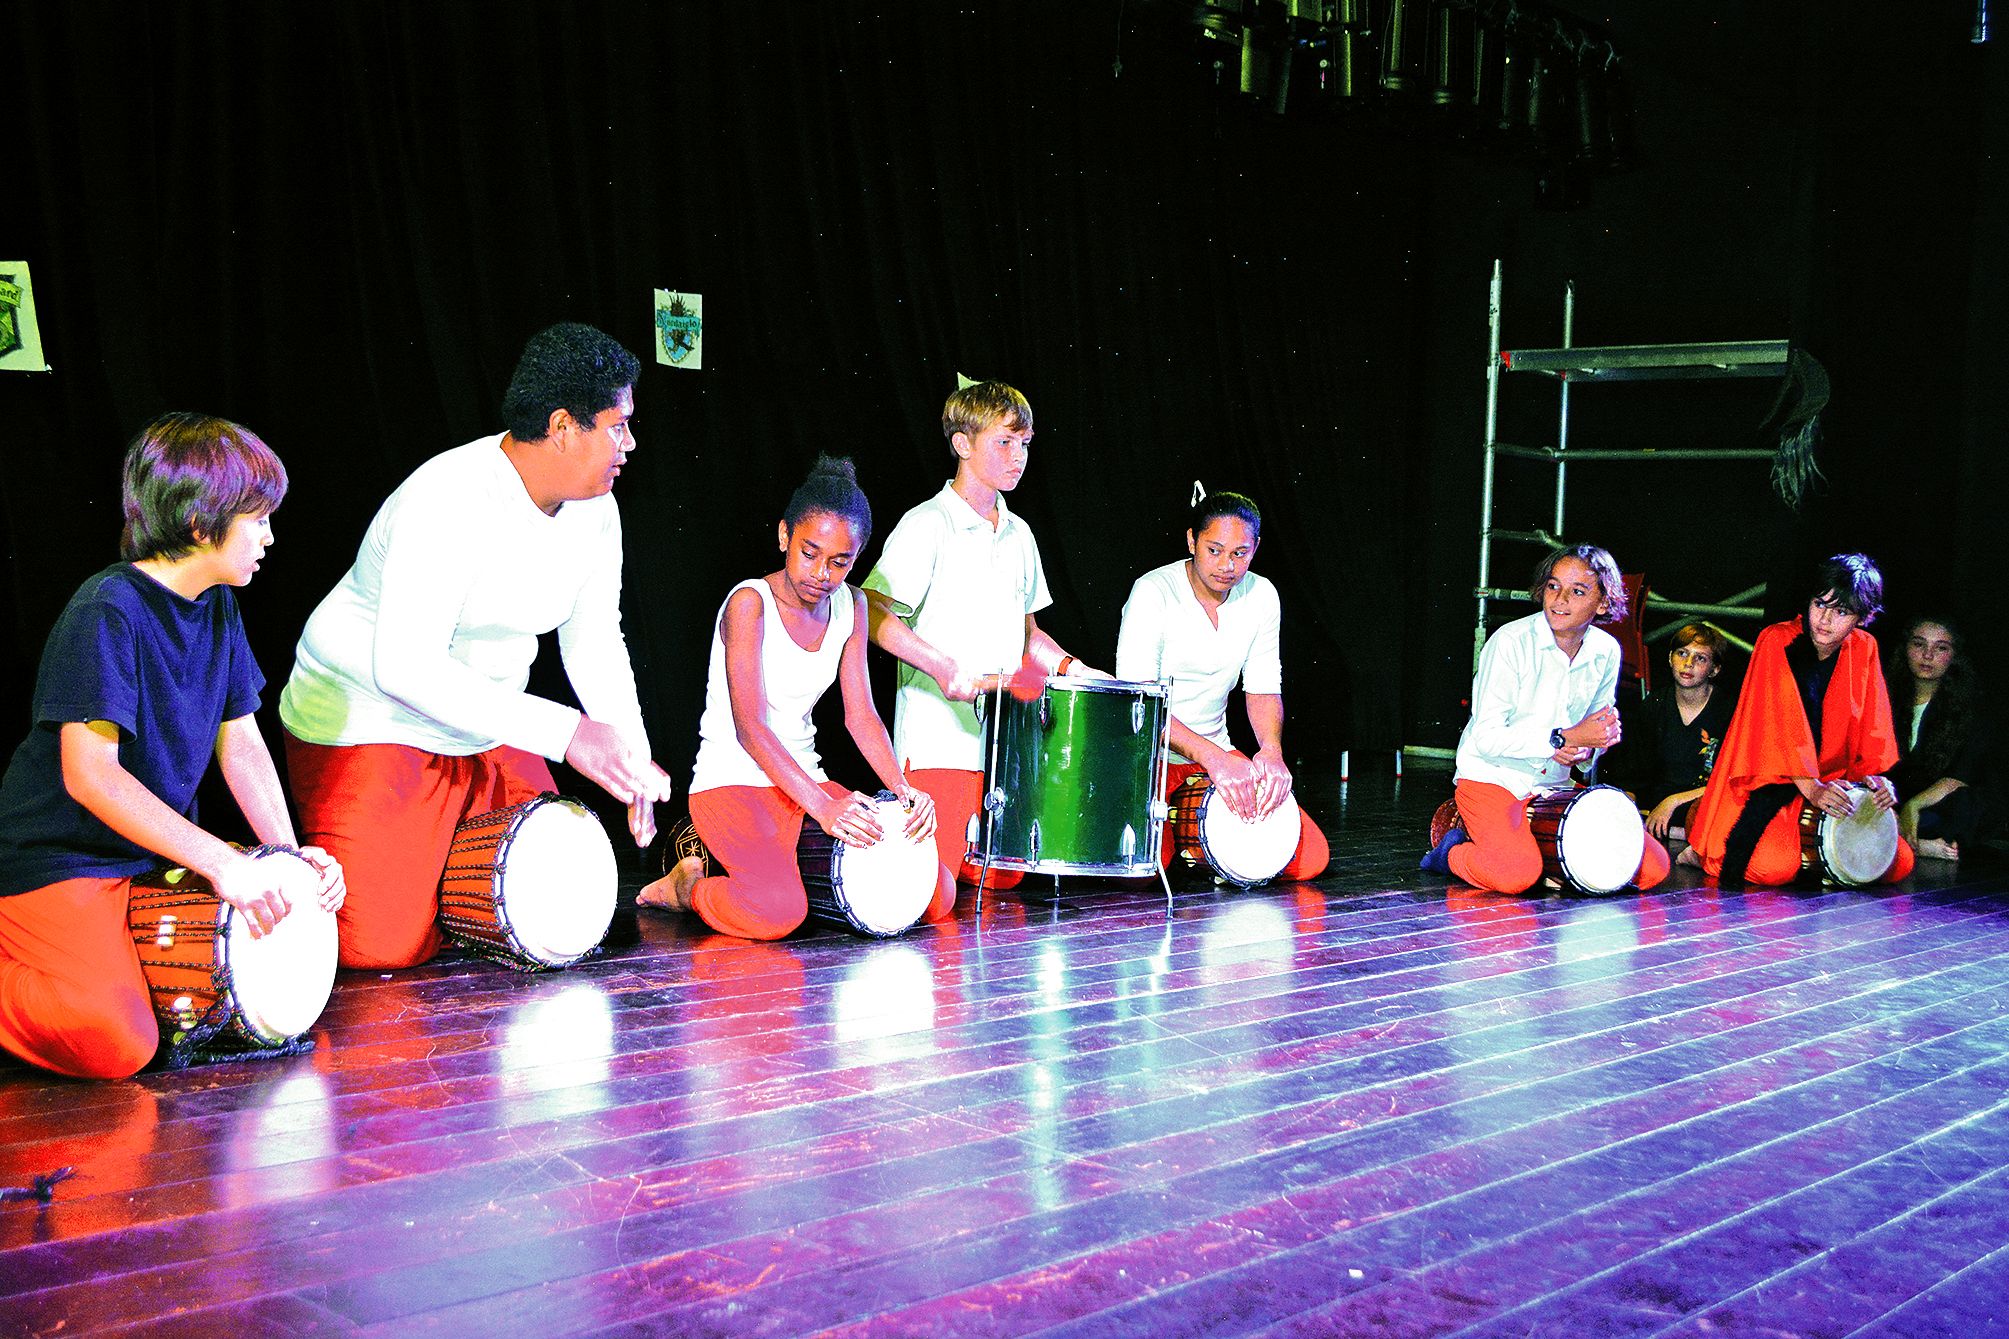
left=809, top=452, right=859, bottom=484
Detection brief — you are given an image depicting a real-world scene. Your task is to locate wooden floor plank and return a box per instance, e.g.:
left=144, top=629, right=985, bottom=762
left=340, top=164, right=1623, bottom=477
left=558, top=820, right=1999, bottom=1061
left=5, top=767, right=2008, bottom=1337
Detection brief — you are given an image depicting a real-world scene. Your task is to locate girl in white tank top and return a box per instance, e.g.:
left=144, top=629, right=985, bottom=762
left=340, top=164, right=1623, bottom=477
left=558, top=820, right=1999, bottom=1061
left=637, top=457, right=952, bottom=938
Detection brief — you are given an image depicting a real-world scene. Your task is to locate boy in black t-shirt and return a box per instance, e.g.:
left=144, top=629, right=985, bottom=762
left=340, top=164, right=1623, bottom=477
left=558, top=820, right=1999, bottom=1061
left=0, top=413, right=344, bottom=1078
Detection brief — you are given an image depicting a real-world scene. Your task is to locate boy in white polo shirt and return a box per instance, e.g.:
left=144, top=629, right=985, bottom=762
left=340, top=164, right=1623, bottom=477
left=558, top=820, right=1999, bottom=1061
left=863, top=380, right=1103, bottom=891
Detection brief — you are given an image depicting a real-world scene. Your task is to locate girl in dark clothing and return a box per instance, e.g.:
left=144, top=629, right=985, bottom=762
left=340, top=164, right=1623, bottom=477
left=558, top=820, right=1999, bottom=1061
left=1889, top=616, right=1986, bottom=861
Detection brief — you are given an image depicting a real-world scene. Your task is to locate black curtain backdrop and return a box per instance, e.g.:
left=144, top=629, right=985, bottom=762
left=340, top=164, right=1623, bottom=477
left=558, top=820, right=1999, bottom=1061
left=8, top=2, right=2003, bottom=846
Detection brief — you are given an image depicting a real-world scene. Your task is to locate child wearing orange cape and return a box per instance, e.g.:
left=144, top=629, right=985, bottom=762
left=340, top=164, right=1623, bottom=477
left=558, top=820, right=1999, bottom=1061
left=1683, top=553, right=1914, bottom=887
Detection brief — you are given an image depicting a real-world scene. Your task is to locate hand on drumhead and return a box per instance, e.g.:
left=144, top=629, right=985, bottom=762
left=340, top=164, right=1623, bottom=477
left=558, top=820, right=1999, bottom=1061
left=1069, top=663, right=1115, bottom=681
left=1250, top=748, right=1294, bottom=819
left=298, top=845, right=347, bottom=913
left=214, top=852, right=292, bottom=938
left=1803, top=779, right=1854, bottom=818
left=897, top=787, right=937, bottom=841
left=1863, top=775, right=1898, bottom=811
left=1211, top=754, right=1263, bottom=823
left=819, top=792, right=886, bottom=848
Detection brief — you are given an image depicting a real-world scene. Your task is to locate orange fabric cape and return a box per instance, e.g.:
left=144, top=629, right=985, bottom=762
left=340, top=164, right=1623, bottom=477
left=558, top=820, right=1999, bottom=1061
left=1688, top=617, right=1899, bottom=864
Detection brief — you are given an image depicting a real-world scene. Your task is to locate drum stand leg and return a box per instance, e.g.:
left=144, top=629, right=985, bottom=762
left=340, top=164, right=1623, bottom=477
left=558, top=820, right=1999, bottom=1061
left=974, top=847, right=994, bottom=918
left=973, top=786, right=1009, bottom=919
left=1155, top=859, right=1172, bottom=912
left=973, top=676, right=1009, bottom=921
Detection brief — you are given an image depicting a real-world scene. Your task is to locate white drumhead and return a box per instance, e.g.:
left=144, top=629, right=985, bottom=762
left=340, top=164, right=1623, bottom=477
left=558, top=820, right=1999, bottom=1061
left=224, top=851, right=338, bottom=1044
left=1554, top=786, right=1646, bottom=894
left=1202, top=791, right=1301, bottom=886
left=499, top=799, right=618, bottom=963
left=836, top=799, right=938, bottom=935
left=1821, top=786, right=1899, bottom=885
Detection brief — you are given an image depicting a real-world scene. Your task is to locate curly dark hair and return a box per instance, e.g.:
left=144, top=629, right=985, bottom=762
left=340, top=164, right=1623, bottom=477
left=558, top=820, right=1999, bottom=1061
left=1890, top=616, right=1977, bottom=780
left=500, top=323, right=640, bottom=441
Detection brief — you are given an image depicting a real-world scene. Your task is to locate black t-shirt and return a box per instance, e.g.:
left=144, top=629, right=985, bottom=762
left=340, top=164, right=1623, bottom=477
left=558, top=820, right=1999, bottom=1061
left=1784, top=632, right=1838, bottom=755
left=0, top=564, right=263, bottom=896
left=1616, top=684, right=1738, bottom=809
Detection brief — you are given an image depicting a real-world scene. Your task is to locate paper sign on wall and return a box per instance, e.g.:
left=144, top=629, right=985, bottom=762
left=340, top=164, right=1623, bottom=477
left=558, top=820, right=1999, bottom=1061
left=653, top=290, right=703, bottom=370
left=0, top=261, right=49, bottom=373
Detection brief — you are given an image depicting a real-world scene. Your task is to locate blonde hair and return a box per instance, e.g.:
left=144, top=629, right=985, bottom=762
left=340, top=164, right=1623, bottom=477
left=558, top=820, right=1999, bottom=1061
left=941, top=380, right=1032, bottom=454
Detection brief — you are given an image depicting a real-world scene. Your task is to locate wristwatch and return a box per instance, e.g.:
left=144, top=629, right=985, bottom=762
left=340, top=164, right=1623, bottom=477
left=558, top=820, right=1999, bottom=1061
left=1550, top=728, right=1567, bottom=750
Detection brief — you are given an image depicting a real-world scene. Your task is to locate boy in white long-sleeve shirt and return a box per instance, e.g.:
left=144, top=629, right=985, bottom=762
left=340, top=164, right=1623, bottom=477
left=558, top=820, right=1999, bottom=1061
left=280, top=323, right=672, bottom=968
left=1423, top=544, right=1669, bottom=894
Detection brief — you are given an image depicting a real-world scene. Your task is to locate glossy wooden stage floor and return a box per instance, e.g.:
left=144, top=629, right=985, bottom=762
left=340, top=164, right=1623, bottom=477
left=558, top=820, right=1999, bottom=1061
left=5, top=764, right=2009, bottom=1337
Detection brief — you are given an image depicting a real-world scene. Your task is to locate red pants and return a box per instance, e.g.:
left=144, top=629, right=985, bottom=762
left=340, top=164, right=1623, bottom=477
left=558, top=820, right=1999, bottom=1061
left=1705, top=795, right=1917, bottom=886
left=1449, top=779, right=1671, bottom=894
left=1163, top=761, right=1331, bottom=880
left=689, top=782, right=957, bottom=940
left=0, top=876, right=159, bottom=1078
left=284, top=734, right=555, bottom=969
left=908, top=767, right=1022, bottom=890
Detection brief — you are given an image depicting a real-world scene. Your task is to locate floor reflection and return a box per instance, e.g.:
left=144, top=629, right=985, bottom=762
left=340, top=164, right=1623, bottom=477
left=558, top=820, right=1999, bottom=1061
left=496, top=978, right=617, bottom=1117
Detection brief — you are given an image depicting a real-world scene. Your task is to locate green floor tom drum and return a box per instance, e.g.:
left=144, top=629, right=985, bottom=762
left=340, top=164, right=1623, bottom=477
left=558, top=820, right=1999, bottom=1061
left=971, top=676, right=1171, bottom=877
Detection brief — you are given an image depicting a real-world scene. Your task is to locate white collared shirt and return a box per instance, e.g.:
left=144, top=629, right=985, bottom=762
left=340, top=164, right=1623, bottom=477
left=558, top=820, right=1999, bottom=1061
left=862, top=481, right=1051, bottom=770
left=1114, top=560, right=1281, bottom=762
left=1455, top=611, right=1618, bottom=798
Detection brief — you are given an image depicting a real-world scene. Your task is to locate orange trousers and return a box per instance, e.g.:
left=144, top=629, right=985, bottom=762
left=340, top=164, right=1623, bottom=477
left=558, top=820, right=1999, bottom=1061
left=1449, top=779, right=1670, bottom=894
left=284, top=733, right=555, bottom=969
left=0, top=875, right=159, bottom=1079
left=908, top=767, right=1023, bottom=890
left=1163, top=761, right=1331, bottom=880
left=1705, top=794, right=1916, bottom=886
left=688, top=782, right=956, bottom=939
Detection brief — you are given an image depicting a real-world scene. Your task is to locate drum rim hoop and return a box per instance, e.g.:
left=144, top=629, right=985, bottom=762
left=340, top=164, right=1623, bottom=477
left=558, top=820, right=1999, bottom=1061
left=447, top=792, right=603, bottom=969
left=1180, top=778, right=1300, bottom=886
left=1530, top=784, right=1642, bottom=893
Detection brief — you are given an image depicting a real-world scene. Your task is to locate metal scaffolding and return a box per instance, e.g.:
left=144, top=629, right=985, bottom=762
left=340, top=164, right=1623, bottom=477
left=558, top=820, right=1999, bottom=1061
left=1475, top=259, right=1792, bottom=666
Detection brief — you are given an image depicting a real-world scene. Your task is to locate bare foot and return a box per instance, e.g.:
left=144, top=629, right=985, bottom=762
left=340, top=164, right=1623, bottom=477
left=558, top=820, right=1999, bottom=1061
left=1675, top=845, right=1702, bottom=869
left=637, top=855, right=704, bottom=913
left=1916, top=837, right=1961, bottom=862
